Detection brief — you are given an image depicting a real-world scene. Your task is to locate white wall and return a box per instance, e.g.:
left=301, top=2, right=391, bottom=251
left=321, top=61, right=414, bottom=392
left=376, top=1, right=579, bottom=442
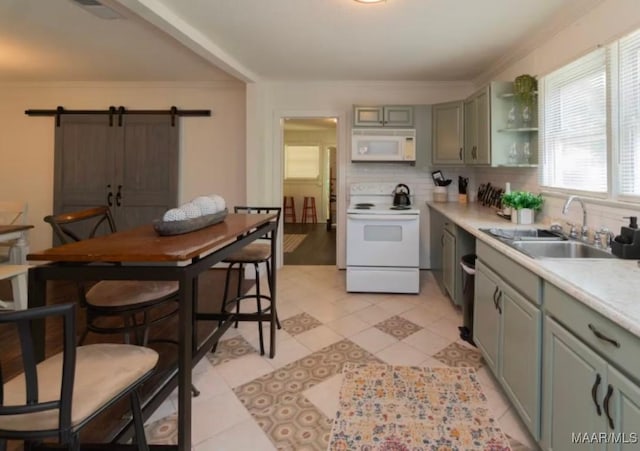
left=246, top=81, right=475, bottom=268
left=0, top=81, right=246, bottom=254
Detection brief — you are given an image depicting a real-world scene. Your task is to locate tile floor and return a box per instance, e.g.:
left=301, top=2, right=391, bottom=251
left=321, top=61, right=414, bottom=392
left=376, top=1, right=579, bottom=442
left=144, top=266, right=538, bottom=450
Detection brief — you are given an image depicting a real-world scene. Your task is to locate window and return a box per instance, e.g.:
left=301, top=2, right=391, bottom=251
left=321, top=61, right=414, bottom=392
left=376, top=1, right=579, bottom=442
left=618, top=29, right=640, bottom=197
left=540, top=48, right=608, bottom=193
left=284, top=145, right=320, bottom=179
left=540, top=27, right=640, bottom=201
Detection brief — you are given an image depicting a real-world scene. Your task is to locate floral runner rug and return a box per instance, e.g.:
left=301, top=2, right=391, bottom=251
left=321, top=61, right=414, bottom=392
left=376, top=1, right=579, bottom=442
left=283, top=233, right=307, bottom=253
left=328, top=363, right=511, bottom=451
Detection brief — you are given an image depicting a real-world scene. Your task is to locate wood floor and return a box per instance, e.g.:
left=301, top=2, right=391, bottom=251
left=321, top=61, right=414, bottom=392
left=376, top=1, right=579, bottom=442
left=283, top=223, right=336, bottom=265
left=0, top=269, right=253, bottom=450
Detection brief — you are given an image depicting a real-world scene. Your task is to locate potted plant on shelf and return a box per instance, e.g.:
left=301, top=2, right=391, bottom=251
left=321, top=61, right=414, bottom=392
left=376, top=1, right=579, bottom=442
left=513, top=74, right=537, bottom=127
left=501, top=191, right=543, bottom=225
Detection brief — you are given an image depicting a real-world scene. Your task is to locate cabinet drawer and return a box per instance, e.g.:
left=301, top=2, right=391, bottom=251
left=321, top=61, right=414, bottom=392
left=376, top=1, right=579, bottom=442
left=444, top=221, right=456, bottom=234
left=544, top=282, right=640, bottom=382
left=476, top=240, right=541, bottom=305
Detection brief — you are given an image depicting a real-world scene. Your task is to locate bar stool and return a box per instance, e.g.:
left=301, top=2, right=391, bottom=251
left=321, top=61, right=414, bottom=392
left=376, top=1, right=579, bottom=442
left=217, top=206, right=282, bottom=357
left=302, top=196, right=317, bottom=224
left=283, top=196, right=296, bottom=223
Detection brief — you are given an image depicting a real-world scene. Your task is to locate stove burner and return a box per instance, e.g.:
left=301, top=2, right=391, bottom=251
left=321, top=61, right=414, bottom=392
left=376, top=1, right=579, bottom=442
left=354, top=205, right=371, bottom=210
left=355, top=203, right=375, bottom=207
left=390, top=205, right=412, bottom=210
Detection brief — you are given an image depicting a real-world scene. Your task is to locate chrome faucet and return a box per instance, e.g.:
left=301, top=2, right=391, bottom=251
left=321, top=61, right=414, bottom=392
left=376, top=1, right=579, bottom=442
left=562, top=195, right=588, bottom=241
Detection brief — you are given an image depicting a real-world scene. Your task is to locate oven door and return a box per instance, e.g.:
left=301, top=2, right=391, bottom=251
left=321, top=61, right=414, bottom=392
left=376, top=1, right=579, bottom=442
left=346, top=213, right=419, bottom=267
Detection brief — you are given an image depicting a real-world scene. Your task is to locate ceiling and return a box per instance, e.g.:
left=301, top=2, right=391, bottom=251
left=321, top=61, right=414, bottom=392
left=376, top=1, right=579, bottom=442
left=0, top=0, right=603, bottom=83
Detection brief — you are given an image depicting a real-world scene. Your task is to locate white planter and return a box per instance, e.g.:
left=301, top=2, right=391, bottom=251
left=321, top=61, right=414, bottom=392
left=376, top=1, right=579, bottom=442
left=517, top=208, right=535, bottom=225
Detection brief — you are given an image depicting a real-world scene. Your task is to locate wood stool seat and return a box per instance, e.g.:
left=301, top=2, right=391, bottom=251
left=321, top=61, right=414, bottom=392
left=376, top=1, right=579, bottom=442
left=302, top=196, right=317, bottom=224
left=283, top=196, right=296, bottom=223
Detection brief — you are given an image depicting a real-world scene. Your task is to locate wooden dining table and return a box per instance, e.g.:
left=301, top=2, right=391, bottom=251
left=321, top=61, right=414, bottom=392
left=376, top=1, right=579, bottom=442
left=27, top=213, right=278, bottom=450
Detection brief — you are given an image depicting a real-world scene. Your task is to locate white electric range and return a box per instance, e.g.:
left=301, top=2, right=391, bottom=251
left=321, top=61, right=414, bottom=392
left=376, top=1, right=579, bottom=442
left=346, top=182, right=420, bottom=294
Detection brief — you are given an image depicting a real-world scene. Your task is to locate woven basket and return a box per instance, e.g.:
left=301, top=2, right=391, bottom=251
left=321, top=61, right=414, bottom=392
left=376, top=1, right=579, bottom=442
left=153, top=209, right=228, bottom=236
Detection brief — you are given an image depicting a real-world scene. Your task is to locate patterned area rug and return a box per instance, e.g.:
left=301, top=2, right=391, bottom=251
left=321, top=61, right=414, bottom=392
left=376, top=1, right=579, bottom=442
left=328, top=363, right=510, bottom=450
left=283, top=233, right=307, bottom=253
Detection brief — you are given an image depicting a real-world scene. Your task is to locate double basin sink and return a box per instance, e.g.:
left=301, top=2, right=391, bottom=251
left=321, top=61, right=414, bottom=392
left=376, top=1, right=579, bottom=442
left=480, top=227, right=615, bottom=259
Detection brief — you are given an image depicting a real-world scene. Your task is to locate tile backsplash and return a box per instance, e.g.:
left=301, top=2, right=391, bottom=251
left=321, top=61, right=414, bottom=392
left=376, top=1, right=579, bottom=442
left=347, top=162, right=640, bottom=242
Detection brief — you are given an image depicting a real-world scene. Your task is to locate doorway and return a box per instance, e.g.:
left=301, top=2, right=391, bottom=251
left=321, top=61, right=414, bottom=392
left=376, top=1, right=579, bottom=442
left=282, top=118, right=337, bottom=265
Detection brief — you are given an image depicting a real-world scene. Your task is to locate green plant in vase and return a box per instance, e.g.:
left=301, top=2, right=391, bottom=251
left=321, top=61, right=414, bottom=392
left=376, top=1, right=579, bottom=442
left=501, top=191, right=543, bottom=224
left=513, top=74, right=537, bottom=127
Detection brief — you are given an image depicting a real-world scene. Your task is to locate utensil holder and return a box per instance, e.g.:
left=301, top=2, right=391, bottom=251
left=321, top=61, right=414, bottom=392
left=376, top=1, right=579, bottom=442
left=433, top=187, right=448, bottom=203
left=458, top=194, right=468, bottom=204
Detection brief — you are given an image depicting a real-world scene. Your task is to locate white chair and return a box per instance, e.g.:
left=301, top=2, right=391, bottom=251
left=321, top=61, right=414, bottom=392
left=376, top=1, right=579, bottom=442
left=0, top=265, right=29, bottom=311
left=0, top=201, right=28, bottom=264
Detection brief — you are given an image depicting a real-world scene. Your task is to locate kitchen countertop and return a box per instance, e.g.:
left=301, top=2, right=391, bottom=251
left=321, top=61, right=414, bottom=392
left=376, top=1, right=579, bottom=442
left=427, top=201, right=640, bottom=339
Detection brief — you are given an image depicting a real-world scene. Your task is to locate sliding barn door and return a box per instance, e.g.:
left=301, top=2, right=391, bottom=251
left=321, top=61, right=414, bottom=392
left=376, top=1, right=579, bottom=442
left=54, top=114, right=178, bottom=239
left=54, top=115, right=117, bottom=214
left=116, top=115, right=178, bottom=231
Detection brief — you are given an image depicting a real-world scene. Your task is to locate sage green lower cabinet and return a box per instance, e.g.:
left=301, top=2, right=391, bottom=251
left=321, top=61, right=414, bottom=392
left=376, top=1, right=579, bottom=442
left=473, top=260, right=500, bottom=373
left=442, top=228, right=456, bottom=300
left=473, top=259, right=541, bottom=439
left=543, top=282, right=640, bottom=450
left=608, top=366, right=640, bottom=450
left=543, top=317, right=607, bottom=450
left=499, top=283, right=541, bottom=439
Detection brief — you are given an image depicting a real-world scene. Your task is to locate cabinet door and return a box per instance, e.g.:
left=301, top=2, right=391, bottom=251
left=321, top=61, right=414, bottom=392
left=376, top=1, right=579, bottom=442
left=429, top=207, right=446, bottom=291
left=474, top=87, right=491, bottom=164
left=353, top=106, right=384, bottom=127
left=432, top=101, right=464, bottom=165
left=473, top=261, right=500, bottom=374
left=543, top=317, right=608, bottom=451
left=383, top=106, right=414, bottom=127
left=499, top=284, right=541, bottom=439
left=463, top=98, right=476, bottom=163
left=607, top=366, right=640, bottom=451
left=442, top=228, right=456, bottom=299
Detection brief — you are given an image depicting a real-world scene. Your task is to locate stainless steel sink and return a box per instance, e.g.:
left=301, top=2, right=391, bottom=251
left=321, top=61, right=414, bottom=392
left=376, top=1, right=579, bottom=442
left=480, top=228, right=566, bottom=241
left=510, top=241, right=615, bottom=259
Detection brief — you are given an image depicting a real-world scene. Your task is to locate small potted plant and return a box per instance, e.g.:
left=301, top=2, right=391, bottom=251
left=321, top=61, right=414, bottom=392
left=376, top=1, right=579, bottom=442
left=501, top=191, right=543, bottom=224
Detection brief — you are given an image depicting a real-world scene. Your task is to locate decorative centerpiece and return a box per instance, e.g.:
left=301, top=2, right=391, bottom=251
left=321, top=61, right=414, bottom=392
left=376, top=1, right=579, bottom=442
left=501, top=191, right=543, bottom=225
left=153, top=194, right=228, bottom=235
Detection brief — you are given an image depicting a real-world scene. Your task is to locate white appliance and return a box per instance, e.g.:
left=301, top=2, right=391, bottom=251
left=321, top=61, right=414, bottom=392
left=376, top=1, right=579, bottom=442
left=346, top=182, right=420, bottom=294
left=351, top=129, right=416, bottom=162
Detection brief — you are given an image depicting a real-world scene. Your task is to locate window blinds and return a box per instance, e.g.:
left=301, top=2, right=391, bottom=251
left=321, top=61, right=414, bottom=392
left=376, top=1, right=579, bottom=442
left=284, top=145, right=321, bottom=179
left=618, top=29, right=640, bottom=196
left=540, top=47, right=608, bottom=193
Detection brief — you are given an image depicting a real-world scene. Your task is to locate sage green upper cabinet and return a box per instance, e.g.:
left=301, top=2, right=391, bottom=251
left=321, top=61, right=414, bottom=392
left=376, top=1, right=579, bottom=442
left=461, top=81, right=538, bottom=167
left=431, top=101, right=464, bottom=165
left=353, top=105, right=414, bottom=127
left=464, top=86, right=490, bottom=165
left=490, top=81, right=538, bottom=167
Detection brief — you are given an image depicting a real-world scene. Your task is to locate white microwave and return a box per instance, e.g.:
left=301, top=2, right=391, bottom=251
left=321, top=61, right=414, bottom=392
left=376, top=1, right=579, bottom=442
left=351, top=128, right=416, bottom=162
